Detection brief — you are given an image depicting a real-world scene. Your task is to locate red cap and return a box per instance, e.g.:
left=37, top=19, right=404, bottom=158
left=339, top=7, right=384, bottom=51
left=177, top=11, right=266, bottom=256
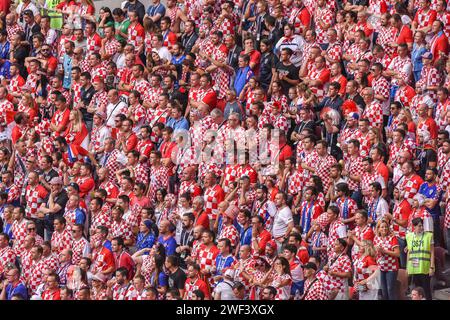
left=266, top=240, right=277, bottom=250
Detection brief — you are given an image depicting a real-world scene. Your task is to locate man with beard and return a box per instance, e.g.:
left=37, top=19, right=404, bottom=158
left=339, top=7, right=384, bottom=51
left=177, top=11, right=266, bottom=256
left=418, top=168, right=442, bottom=244
left=176, top=212, right=195, bottom=266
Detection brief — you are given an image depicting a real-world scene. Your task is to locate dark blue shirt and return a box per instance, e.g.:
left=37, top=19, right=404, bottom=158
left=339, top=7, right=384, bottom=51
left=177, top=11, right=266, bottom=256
left=136, top=232, right=156, bottom=251
left=5, top=282, right=28, bottom=300
left=0, top=41, right=10, bottom=60
left=419, top=182, right=441, bottom=217
left=157, top=235, right=177, bottom=256
left=0, top=60, right=11, bottom=80
left=239, top=225, right=253, bottom=246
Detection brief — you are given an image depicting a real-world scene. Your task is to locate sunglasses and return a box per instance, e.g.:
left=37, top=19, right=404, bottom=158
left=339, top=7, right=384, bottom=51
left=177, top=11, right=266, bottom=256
left=28, top=228, right=35, bottom=231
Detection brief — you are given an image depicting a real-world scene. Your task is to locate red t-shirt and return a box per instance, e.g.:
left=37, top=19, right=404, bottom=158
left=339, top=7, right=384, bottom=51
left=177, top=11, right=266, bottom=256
left=114, top=251, right=135, bottom=280
left=125, top=133, right=138, bottom=152
left=255, top=229, right=272, bottom=255
left=194, top=211, right=210, bottom=230
left=396, top=25, right=413, bottom=45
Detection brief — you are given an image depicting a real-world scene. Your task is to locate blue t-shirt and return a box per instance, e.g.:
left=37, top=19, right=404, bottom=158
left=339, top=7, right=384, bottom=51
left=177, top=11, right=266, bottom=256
left=239, top=226, right=252, bottom=246
left=136, top=232, right=156, bottom=251
left=214, top=254, right=236, bottom=276
left=5, top=282, right=28, bottom=300
left=0, top=41, right=10, bottom=60
left=151, top=271, right=168, bottom=287
left=157, top=235, right=177, bottom=256
left=234, top=66, right=254, bottom=96
left=146, top=4, right=166, bottom=18
left=0, top=60, right=11, bottom=80
left=74, top=208, right=86, bottom=225
left=419, top=182, right=441, bottom=217
left=165, top=117, right=189, bottom=132
left=103, top=240, right=112, bottom=252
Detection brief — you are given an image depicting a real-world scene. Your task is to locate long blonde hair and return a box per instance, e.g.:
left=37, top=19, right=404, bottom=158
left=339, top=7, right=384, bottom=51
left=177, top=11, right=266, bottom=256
left=70, top=109, right=84, bottom=132
left=361, top=239, right=376, bottom=258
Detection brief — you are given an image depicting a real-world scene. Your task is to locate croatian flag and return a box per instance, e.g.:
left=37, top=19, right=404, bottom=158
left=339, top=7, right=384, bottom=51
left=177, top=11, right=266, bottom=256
left=67, top=125, right=90, bottom=163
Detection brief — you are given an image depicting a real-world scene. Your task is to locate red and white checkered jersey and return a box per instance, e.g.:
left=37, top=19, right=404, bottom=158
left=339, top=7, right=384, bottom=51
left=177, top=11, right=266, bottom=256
left=8, top=75, right=25, bottom=96
left=387, top=56, right=412, bottom=85
left=399, top=174, right=424, bottom=200
left=6, top=23, right=23, bottom=42
left=42, top=253, right=59, bottom=272
left=353, top=254, right=377, bottom=283
left=71, top=237, right=91, bottom=265
left=128, top=22, right=145, bottom=48
left=314, top=7, right=333, bottom=44
left=307, top=66, right=331, bottom=100
left=204, top=184, right=225, bottom=220
left=416, top=65, right=441, bottom=103
left=219, top=224, right=240, bottom=248
left=286, top=170, right=306, bottom=196
left=344, top=155, right=364, bottom=191
left=184, top=277, right=210, bottom=300
left=25, top=184, right=48, bottom=218
left=27, top=259, right=48, bottom=295
left=272, top=272, right=292, bottom=300
left=438, top=147, right=450, bottom=188
left=336, top=197, right=358, bottom=221
left=148, top=165, right=169, bottom=200
left=111, top=218, right=134, bottom=243
left=314, top=154, right=337, bottom=193
left=0, top=99, right=14, bottom=124
left=360, top=171, right=384, bottom=202
left=376, top=25, right=397, bottom=57
left=303, top=277, right=329, bottom=300
left=210, top=44, right=229, bottom=99
left=86, top=33, right=102, bottom=55
left=11, top=218, right=29, bottom=257
left=51, top=229, right=72, bottom=255
left=25, top=72, right=39, bottom=93
left=0, top=246, right=16, bottom=273
left=322, top=252, right=351, bottom=293
left=196, top=244, right=220, bottom=272
left=89, top=89, right=109, bottom=113
left=414, top=8, right=437, bottom=29
left=391, top=199, right=412, bottom=239
left=373, top=235, right=399, bottom=271
left=362, top=100, right=383, bottom=128
left=327, top=219, right=347, bottom=256
left=112, top=283, right=138, bottom=300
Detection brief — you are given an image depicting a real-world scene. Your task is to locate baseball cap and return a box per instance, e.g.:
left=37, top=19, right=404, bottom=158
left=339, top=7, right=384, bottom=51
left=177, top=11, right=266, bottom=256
left=266, top=240, right=277, bottom=251
left=68, top=182, right=80, bottom=191
left=95, top=111, right=107, bottom=120
left=223, top=269, right=235, bottom=278
left=422, top=51, right=433, bottom=60
left=91, top=273, right=106, bottom=283
left=49, top=177, right=63, bottom=185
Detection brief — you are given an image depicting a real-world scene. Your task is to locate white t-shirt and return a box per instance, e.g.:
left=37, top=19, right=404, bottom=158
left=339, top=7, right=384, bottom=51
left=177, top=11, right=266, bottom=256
left=373, top=197, right=389, bottom=222
left=272, top=206, right=293, bottom=239
left=106, top=100, right=127, bottom=127
left=214, top=280, right=237, bottom=300
left=156, top=47, right=172, bottom=62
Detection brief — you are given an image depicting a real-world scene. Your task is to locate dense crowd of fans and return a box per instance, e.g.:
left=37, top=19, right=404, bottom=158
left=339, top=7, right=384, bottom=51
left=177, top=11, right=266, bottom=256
left=0, top=0, right=448, bottom=300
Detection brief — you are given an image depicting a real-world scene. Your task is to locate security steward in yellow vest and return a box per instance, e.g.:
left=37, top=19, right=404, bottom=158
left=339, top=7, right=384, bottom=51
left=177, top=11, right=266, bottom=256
left=406, top=217, right=435, bottom=300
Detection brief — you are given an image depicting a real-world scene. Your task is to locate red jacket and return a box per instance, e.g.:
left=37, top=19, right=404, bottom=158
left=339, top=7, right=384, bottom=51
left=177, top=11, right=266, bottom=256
left=431, top=32, right=449, bottom=63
